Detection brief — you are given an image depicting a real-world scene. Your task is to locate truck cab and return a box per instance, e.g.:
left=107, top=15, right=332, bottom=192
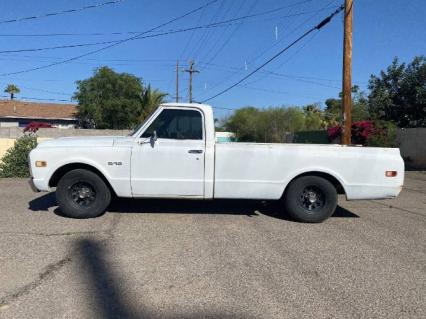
left=129, top=103, right=216, bottom=198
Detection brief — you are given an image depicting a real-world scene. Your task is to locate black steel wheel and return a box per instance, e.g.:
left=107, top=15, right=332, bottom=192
left=283, top=176, right=337, bottom=223
left=56, top=169, right=111, bottom=219
left=298, top=186, right=325, bottom=212
left=69, top=182, right=97, bottom=207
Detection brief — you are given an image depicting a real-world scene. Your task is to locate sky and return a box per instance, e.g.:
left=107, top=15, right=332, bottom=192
left=0, top=0, right=425, bottom=118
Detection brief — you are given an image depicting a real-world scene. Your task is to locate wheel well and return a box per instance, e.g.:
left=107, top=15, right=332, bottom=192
left=49, top=163, right=115, bottom=195
left=284, top=171, right=346, bottom=197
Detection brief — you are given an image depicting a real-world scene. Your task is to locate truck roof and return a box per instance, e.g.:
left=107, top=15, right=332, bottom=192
left=161, top=103, right=213, bottom=114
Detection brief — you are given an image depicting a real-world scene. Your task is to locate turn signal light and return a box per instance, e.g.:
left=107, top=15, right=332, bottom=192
left=385, top=171, right=397, bottom=177
left=35, top=161, right=47, bottom=167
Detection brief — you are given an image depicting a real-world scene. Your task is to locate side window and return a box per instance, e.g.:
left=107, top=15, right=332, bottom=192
left=141, top=109, right=203, bottom=140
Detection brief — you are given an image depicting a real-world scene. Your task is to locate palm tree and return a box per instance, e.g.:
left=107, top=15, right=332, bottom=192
left=4, top=84, right=20, bottom=100
left=138, top=85, right=167, bottom=121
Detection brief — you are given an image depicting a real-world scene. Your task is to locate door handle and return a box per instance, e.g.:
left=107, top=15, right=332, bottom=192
left=188, top=150, right=203, bottom=154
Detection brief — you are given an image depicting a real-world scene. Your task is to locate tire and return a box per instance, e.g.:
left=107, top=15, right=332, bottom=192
left=283, top=176, right=337, bottom=223
left=56, top=169, right=111, bottom=219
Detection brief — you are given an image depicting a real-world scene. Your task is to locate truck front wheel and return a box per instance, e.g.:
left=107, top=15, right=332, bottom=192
left=56, top=169, right=111, bottom=219
left=283, top=176, right=337, bottom=223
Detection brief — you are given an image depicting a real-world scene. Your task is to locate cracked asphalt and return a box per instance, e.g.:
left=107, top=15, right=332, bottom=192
left=0, top=172, right=425, bottom=318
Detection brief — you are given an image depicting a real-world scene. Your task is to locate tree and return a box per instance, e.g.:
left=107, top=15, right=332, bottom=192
left=368, top=56, right=426, bottom=127
left=73, top=66, right=167, bottom=129
left=224, top=106, right=305, bottom=143
left=4, top=84, right=20, bottom=100
left=303, top=104, right=327, bottom=130
left=138, top=84, right=167, bottom=122
left=224, top=107, right=260, bottom=142
left=324, top=85, right=370, bottom=126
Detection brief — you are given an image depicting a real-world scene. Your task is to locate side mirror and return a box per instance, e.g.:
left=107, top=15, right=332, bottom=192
left=150, top=130, right=157, bottom=146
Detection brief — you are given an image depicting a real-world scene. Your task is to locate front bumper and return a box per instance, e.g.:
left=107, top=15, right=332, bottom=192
left=28, top=178, right=40, bottom=193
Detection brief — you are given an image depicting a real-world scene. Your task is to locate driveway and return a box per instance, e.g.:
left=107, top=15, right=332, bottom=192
left=0, top=172, right=425, bottom=318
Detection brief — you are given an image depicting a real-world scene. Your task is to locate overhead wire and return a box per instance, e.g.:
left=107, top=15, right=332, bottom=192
left=194, top=0, right=330, bottom=99
left=202, top=0, right=257, bottom=66
left=200, top=5, right=345, bottom=103
left=197, top=61, right=364, bottom=87
left=0, top=0, right=126, bottom=25
left=195, top=0, right=241, bottom=64
left=180, top=0, right=313, bottom=97
left=178, top=3, right=209, bottom=61
left=188, top=0, right=228, bottom=63
left=196, top=0, right=339, bottom=101
left=0, top=6, right=330, bottom=55
left=0, top=0, right=220, bottom=77
left=0, top=95, right=72, bottom=102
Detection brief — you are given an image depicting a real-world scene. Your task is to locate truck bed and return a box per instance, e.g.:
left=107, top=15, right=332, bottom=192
left=214, top=142, right=404, bottom=200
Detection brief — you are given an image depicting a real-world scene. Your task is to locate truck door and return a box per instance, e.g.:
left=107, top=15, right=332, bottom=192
left=131, top=108, right=205, bottom=197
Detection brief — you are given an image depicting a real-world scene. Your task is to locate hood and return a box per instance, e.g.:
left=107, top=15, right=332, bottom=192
left=37, top=136, right=133, bottom=148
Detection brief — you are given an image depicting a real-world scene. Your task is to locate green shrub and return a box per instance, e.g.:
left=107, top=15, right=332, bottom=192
left=0, top=135, right=37, bottom=177
left=366, top=120, right=397, bottom=147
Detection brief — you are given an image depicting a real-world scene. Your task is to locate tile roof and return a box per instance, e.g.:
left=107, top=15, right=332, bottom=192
left=0, top=99, right=77, bottom=120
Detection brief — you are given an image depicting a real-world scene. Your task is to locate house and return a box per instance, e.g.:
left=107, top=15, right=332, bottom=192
left=0, top=99, right=77, bottom=129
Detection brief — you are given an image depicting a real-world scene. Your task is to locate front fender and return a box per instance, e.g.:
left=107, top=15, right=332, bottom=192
left=29, top=147, right=132, bottom=197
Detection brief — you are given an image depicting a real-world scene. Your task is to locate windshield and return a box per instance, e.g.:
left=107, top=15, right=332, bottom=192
left=128, top=107, right=159, bottom=136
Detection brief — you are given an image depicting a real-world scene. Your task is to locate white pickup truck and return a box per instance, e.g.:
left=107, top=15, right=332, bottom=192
left=28, top=103, right=404, bottom=222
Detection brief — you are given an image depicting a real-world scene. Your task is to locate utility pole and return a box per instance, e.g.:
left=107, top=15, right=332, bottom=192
left=341, top=0, right=353, bottom=145
left=176, top=61, right=179, bottom=103
left=184, top=60, right=199, bottom=103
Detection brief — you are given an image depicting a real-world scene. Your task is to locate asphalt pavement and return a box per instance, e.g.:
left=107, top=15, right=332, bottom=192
left=0, top=172, right=425, bottom=318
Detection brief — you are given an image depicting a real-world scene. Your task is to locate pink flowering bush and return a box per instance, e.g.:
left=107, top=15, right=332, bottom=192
left=327, top=120, right=396, bottom=147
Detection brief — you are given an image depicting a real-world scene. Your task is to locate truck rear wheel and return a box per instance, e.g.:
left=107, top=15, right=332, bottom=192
left=56, top=169, right=111, bottom=219
left=283, top=176, right=337, bottom=223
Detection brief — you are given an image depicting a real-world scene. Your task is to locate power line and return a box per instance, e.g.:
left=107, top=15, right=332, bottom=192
left=0, top=0, right=220, bottom=77
left=247, top=0, right=338, bottom=65
left=0, top=6, right=324, bottom=54
left=19, top=86, right=72, bottom=97
left=0, top=40, right=116, bottom=54
left=180, top=0, right=257, bottom=97
left=260, top=69, right=341, bottom=89
left=212, top=106, right=234, bottom=111
left=0, top=23, right=240, bottom=54
left=200, top=5, right=344, bottom=103
left=193, top=0, right=338, bottom=98
left=193, top=0, right=236, bottom=64
left=242, top=1, right=339, bottom=87
left=0, top=0, right=125, bottom=25
left=0, top=95, right=72, bottom=103
left=178, top=1, right=209, bottom=61
left=0, top=81, right=72, bottom=96
left=0, top=55, right=180, bottom=64
left=190, top=0, right=234, bottom=62
left=198, top=60, right=341, bottom=90
left=237, top=84, right=325, bottom=100
left=169, top=0, right=221, bottom=98
left=0, top=6, right=333, bottom=75
left=201, top=0, right=256, bottom=67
